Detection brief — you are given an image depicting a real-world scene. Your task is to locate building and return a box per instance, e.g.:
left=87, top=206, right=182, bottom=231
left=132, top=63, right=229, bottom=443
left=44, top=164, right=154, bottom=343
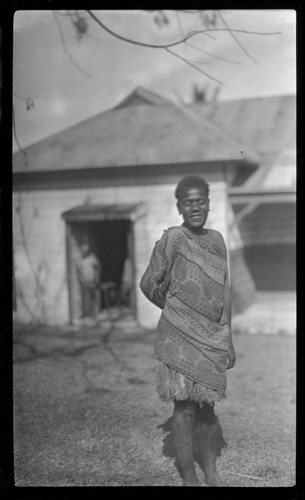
left=13, top=87, right=295, bottom=328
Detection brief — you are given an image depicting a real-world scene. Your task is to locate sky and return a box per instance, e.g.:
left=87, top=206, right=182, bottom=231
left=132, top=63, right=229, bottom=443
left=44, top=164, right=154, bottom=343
left=13, top=9, right=296, bottom=150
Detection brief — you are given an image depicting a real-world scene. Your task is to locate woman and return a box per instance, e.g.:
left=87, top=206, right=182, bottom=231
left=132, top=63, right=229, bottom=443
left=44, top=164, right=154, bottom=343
left=140, top=175, right=236, bottom=486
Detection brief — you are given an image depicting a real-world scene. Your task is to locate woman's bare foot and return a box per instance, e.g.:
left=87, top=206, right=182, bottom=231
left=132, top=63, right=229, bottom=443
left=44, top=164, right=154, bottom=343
left=183, top=478, right=201, bottom=486
left=205, top=471, right=228, bottom=487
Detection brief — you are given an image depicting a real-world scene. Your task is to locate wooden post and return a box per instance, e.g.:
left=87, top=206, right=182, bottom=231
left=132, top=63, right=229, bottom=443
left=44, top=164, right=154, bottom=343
left=65, top=223, right=73, bottom=325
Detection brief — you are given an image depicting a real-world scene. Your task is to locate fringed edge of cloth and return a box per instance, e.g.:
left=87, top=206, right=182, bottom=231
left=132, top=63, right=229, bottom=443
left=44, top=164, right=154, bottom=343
left=155, top=360, right=226, bottom=407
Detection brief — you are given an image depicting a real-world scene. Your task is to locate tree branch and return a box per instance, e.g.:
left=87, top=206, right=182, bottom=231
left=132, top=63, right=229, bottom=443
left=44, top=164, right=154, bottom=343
left=17, top=195, right=44, bottom=299
left=185, top=58, right=211, bottom=66
left=15, top=284, right=38, bottom=321
left=13, top=92, right=38, bottom=101
left=165, top=47, right=223, bottom=84
left=13, top=105, right=27, bottom=161
left=185, top=41, right=242, bottom=65
left=217, top=10, right=257, bottom=64
left=52, top=11, right=92, bottom=78
left=174, top=11, right=241, bottom=67
left=86, top=10, right=281, bottom=50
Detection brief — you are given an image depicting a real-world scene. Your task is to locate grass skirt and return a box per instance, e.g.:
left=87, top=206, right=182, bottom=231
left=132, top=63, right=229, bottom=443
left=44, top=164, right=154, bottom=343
left=155, top=360, right=226, bottom=407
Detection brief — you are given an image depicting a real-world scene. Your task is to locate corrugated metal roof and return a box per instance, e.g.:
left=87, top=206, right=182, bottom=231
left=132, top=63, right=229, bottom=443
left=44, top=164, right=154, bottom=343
left=191, top=94, right=296, bottom=192
left=13, top=87, right=259, bottom=173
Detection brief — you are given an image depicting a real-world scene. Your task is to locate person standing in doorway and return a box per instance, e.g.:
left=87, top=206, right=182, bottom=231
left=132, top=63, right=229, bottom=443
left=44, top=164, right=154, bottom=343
left=77, top=243, right=101, bottom=320
left=140, top=176, right=236, bottom=486
left=120, top=255, right=133, bottom=307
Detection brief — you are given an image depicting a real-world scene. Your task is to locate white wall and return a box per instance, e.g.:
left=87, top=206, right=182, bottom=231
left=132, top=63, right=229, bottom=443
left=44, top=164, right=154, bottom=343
left=13, top=180, right=228, bottom=326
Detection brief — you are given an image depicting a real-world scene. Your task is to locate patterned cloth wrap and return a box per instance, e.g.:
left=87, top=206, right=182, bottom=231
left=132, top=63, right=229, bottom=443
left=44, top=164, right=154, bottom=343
left=148, top=225, right=230, bottom=406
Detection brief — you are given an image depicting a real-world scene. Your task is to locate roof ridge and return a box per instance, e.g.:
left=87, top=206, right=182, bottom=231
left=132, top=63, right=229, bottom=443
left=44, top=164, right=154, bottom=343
left=113, top=86, right=173, bottom=109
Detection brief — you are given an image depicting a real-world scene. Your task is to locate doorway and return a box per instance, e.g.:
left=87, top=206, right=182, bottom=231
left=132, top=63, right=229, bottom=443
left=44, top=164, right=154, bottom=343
left=62, top=204, right=139, bottom=324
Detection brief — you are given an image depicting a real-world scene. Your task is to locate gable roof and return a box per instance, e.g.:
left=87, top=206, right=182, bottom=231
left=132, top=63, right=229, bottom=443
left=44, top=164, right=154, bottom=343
left=190, top=94, right=296, bottom=192
left=13, top=87, right=258, bottom=174
left=113, top=86, right=171, bottom=109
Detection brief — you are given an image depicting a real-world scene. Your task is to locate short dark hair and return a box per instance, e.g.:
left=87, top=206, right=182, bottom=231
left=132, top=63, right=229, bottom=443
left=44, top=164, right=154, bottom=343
left=175, top=176, right=209, bottom=200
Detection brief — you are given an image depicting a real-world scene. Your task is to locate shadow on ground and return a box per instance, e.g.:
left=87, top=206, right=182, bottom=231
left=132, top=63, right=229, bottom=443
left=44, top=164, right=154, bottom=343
left=13, top=316, right=154, bottom=364
left=13, top=319, right=296, bottom=487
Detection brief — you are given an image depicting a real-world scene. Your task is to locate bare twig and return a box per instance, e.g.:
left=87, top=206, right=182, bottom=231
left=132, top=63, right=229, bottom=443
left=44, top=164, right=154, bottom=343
left=86, top=10, right=281, bottom=50
left=17, top=195, right=44, bottom=299
left=165, top=47, right=222, bottom=84
left=15, top=284, right=37, bottom=321
left=217, top=10, right=257, bottom=64
left=175, top=9, right=240, bottom=65
left=12, top=105, right=27, bottom=160
left=52, top=11, right=92, bottom=78
left=185, top=58, right=211, bottom=66
left=177, top=9, right=216, bottom=40
left=185, top=41, right=242, bottom=65
left=197, top=10, right=217, bottom=39
left=15, top=193, right=66, bottom=322
left=13, top=92, right=38, bottom=101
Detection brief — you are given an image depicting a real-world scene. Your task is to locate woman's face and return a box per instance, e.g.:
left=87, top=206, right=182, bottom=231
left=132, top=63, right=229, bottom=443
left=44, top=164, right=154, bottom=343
left=177, top=187, right=209, bottom=232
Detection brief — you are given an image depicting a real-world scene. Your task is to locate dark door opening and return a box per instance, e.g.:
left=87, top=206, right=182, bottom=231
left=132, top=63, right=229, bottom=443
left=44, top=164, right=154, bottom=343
left=87, top=219, right=133, bottom=310
left=65, top=218, right=135, bottom=322
left=62, top=203, right=145, bottom=324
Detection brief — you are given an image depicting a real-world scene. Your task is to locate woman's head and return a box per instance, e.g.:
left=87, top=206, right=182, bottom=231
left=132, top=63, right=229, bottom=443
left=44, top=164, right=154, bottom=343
left=175, top=176, right=210, bottom=232
left=175, top=175, right=209, bottom=201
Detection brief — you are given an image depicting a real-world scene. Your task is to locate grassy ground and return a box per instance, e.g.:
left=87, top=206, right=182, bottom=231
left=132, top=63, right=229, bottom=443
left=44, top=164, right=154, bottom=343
left=13, top=321, right=296, bottom=487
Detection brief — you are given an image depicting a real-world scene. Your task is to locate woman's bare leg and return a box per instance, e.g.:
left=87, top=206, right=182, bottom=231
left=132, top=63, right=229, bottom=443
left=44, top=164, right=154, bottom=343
left=172, top=400, right=200, bottom=486
left=198, top=404, right=228, bottom=486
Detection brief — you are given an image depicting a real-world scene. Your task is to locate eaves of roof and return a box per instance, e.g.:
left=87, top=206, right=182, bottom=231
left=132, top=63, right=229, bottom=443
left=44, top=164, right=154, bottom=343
left=229, top=188, right=296, bottom=204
